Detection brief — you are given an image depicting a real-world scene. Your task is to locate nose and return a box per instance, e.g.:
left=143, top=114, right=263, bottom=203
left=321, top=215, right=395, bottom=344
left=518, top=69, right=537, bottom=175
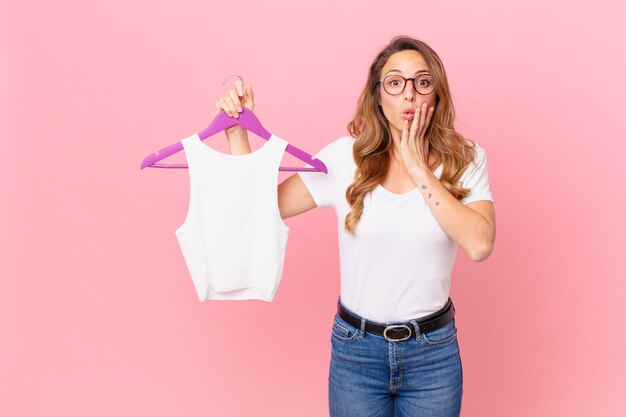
left=403, top=82, right=415, bottom=101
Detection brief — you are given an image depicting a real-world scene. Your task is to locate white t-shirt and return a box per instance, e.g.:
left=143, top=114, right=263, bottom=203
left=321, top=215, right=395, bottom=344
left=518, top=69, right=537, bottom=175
left=298, top=136, right=493, bottom=322
left=175, top=133, right=290, bottom=302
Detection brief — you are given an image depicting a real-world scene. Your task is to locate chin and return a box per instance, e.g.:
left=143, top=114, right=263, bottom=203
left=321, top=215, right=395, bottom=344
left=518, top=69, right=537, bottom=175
left=390, top=123, right=403, bottom=135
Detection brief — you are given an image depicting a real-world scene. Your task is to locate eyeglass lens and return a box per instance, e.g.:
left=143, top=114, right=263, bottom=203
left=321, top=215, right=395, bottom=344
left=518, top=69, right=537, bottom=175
left=383, top=74, right=434, bottom=95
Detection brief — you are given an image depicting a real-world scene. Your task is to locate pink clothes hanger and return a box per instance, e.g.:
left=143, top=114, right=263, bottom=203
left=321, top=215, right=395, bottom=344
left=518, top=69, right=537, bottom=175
left=140, top=87, right=328, bottom=172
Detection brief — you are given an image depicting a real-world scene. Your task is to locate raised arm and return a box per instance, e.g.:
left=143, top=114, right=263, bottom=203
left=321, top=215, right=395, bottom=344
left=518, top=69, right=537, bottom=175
left=277, top=173, right=317, bottom=218
left=216, top=79, right=318, bottom=220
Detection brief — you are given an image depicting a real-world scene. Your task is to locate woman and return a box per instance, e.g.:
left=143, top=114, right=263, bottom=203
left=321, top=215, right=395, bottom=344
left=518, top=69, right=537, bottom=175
left=216, top=35, right=496, bottom=417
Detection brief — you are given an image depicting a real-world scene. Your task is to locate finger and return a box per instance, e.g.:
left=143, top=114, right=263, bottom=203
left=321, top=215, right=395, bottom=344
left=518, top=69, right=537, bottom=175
left=228, top=89, right=243, bottom=114
left=243, top=85, right=254, bottom=110
left=401, top=119, right=410, bottom=153
left=220, top=101, right=232, bottom=117
left=418, top=103, right=428, bottom=138
left=234, top=78, right=244, bottom=97
left=228, top=90, right=243, bottom=117
left=407, top=117, right=418, bottom=156
left=224, top=96, right=238, bottom=117
left=402, top=119, right=409, bottom=143
left=216, top=96, right=227, bottom=115
left=420, top=106, right=434, bottom=151
left=221, top=97, right=234, bottom=117
left=417, top=105, right=428, bottom=158
left=410, top=106, right=420, bottom=139
left=409, top=107, right=420, bottom=154
left=425, top=106, right=435, bottom=133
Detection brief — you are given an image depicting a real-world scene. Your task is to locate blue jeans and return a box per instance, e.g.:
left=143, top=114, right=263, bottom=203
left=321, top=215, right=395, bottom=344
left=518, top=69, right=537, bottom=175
left=328, top=298, right=463, bottom=417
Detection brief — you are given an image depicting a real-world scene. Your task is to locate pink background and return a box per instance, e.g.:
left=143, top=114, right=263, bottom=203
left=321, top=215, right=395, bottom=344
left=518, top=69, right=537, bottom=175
left=1, top=0, right=625, bottom=416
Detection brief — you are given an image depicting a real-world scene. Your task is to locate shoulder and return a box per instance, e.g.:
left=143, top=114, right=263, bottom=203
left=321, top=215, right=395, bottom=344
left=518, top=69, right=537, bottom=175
left=473, top=141, right=487, bottom=157
left=459, top=140, right=489, bottom=180
left=324, top=135, right=355, bottom=151
left=464, top=139, right=486, bottom=156
left=315, top=135, right=355, bottom=160
left=464, top=140, right=488, bottom=167
left=309, top=136, right=356, bottom=179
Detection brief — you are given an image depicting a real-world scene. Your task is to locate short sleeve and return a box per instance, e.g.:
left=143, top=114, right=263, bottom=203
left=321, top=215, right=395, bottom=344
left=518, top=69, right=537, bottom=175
left=297, top=138, right=346, bottom=208
left=460, top=145, right=494, bottom=205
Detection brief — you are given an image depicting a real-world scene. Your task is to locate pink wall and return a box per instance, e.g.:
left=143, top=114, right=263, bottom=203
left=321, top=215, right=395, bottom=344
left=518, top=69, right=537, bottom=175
left=1, top=0, right=625, bottom=416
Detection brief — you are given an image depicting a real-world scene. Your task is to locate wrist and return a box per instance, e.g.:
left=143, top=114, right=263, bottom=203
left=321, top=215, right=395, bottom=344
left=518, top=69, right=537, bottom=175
left=409, top=166, right=430, bottom=182
left=225, top=125, right=248, bottom=141
left=225, top=126, right=251, bottom=155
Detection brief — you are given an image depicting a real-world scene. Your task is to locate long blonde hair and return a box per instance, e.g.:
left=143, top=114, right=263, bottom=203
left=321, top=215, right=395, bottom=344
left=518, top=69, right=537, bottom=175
left=344, top=35, right=478, bottom=236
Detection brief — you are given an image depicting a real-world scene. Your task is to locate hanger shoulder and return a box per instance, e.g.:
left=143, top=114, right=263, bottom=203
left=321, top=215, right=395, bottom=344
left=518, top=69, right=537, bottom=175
left=140, top=141, right=185, bottom=169
left=141, top=108, right=328, bottom=173
left=283, top=143, right=328, bottom=174
left=197, top=108, right=271, bottom=141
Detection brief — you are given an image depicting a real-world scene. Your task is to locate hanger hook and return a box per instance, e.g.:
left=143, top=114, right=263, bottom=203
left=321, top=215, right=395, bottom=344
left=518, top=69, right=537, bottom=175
left=223, top=74, right=244, bottom=86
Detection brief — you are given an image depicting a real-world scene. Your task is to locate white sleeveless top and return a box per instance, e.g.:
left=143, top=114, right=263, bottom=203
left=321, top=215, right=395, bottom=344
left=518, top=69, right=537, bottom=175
left=175, top=133, right=290, bottom=302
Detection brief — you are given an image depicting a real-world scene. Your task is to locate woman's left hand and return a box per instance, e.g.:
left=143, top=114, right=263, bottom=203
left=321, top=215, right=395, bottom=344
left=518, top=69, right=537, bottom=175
left=399, top=102, right=435, bottom=176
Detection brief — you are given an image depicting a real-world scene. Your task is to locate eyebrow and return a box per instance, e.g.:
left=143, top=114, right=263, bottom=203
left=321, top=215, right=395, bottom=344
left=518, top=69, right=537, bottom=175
left=385, top=69, right=431, bottom=76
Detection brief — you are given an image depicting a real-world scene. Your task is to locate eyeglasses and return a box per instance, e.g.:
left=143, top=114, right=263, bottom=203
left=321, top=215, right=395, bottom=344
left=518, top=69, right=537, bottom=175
left=379, top=74, right=435, bottom=96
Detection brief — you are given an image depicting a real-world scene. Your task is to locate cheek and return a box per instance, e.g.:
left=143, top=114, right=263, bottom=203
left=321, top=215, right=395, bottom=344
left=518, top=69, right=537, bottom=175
left=378, top=98, right=390, bottom=118
left=381, top=103, right=394, bottom=123
left=419, top=98, right=437, bottom=109
left=379, top=96, right=400, bottom=116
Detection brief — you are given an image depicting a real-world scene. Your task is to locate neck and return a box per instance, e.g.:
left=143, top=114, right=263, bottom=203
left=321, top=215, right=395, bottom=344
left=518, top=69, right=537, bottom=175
left=388, top=133, right=436, bottom=168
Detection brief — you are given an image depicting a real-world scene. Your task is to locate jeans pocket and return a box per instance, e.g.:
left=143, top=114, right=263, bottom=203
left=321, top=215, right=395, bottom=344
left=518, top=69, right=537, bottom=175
left=331, top=313, right=360, bottom=342
left=421, top=319, right=458, bottom=346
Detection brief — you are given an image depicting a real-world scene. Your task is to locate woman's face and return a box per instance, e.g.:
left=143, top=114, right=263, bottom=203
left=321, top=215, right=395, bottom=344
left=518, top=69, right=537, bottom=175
left=378, top=50, right=437, bottom=137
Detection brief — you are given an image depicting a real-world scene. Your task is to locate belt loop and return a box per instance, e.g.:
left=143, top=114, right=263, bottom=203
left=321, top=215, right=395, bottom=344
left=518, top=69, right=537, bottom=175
left=409, top=319, right=421, bottom=341
left=359, top=316, right=367, bottom=339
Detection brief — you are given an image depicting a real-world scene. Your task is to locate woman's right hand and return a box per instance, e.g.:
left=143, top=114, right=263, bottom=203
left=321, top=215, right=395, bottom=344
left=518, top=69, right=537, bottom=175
left=216, top=78, right=255, bottom=148
left=215, top=78, right=254, bottom=119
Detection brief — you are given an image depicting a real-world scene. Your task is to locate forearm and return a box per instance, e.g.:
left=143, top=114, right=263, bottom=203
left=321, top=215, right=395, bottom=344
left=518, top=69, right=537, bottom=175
left=409, top=168, right=493, bottom=261
left=225, top=126, right=251, bottom=155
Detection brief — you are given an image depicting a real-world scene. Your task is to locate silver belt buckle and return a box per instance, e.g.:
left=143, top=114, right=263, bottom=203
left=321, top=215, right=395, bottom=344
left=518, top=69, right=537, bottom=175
left=383, top=324, right=412, bottom=342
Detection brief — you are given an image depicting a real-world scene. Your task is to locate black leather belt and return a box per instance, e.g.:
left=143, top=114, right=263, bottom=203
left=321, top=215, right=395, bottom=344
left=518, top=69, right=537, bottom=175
left=337, top=297, right=456, bottom=342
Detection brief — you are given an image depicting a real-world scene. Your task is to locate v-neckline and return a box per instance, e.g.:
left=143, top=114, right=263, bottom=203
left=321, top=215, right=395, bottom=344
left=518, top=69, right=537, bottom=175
left=377, top=184, right=419, bottom=197
left=376, top=164, right=442, bottom=197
